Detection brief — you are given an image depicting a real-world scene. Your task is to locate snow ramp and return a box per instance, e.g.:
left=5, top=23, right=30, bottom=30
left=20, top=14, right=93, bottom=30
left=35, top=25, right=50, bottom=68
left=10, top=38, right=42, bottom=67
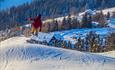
left=0, top=36, right=115, bottom=70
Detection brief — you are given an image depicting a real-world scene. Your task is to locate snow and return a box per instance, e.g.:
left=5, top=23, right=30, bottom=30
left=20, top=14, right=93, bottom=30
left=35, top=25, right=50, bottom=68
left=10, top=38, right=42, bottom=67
left=31, top=32, right=54, bottom=43
left=54, top=28, right=115, bottom=44
left=99, top=7, right=115, bottom=15
left=108, top=18, right=115, bottom=28
left=1, top=60, right=114, bottom=70
left=43, top=7, right=115, bottom=26
left=28, top=28, right=115, bottom=45
left=43, top=15, right=75, bottom=23
left=95, top=51, right=115, bottom=58
left=0, top=36, right=115, bottom=70
left=0, top=6, right=115, bottom=70
left=79, top=9, right=96, bottom=16
left=79, top=7, right=115, bottom=16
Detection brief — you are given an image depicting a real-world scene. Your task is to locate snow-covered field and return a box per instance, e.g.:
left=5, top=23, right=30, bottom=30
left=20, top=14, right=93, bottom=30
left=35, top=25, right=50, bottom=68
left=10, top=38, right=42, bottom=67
left=108, top=18, right=115, bottom=28
left=53, top=28, right=115, bottom=45
left=95, top=51, right=115, bottom=58
left=0, top=36, right=115, bottom=70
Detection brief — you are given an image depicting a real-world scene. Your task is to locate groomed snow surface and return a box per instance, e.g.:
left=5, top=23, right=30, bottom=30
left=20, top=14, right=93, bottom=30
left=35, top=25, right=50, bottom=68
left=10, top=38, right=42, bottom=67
left=0, top=36, right=115, bottom=70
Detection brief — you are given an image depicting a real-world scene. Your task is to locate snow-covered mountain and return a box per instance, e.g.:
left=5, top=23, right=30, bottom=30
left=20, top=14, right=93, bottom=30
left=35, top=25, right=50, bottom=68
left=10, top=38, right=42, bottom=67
left=0, top=36, right=115, bottom=70
left=43, top=7, right=115, bottom=23
left=0, top=0, right=32, bottom=10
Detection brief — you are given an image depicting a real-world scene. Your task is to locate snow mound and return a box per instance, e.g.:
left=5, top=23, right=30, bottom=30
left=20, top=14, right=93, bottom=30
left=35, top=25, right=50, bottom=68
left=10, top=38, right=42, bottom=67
left=0, top=36, right=115, bottom=70
left=95, top=51, right=115, bottom=58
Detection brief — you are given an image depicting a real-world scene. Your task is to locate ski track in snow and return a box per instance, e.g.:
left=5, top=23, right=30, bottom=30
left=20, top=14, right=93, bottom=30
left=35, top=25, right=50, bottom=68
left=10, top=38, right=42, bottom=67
left=0, top=36, right=115, bottom=70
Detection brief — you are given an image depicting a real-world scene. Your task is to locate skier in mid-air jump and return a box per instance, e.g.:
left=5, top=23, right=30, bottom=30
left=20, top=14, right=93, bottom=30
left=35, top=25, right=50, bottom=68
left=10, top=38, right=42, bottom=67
left=27, top=14, right=42, bottom=36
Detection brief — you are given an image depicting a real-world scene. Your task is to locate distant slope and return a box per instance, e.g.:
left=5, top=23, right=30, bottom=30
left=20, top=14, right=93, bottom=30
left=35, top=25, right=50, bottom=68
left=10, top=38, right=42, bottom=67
left=100, top=7, right=115, bottom=14
left=44, top=7, right=115, bottom=23
left=0, top=36, right=115, bottom=70
left=0, top=0, right=115, bottom=30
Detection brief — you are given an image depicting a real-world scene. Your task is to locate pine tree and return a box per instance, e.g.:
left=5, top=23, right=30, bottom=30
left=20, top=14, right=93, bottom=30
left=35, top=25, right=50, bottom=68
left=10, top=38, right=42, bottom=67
left=77, top=37, right=82, bottom=51
left=62, top=41, right=67, bottom=48
left=62, top=17, right=67, bottom=30
left=74, top=42, right=78, bottom=50
left=92, top=11, right=106, bottom=27
left=67, top=41, right=72, bottom=49
left=54, top=20, right=58, bottom=31
left=82, top=13, right=88, bottom=28
left=87, top=15, right=92, bottom=28
left=99, top=11, right=106, bottom=27
left=47, top=23, right=51, bottom=32
left=67, top=14, right=72, bottom=29
left=71, top=18, right=80, bottom=29
left=106, top=12, right=110, bottom=20
left=105, top=33, right=115, bottom=51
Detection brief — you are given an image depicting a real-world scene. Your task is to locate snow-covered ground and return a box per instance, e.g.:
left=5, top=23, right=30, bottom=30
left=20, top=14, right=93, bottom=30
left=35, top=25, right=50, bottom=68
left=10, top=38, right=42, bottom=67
left=95, top=51, right=115, bottom=58
left=79, top=7, right=115, bottom=16
left=53, top=28, right=115, bottom=45
left=100, top=7, right=115, bottom=15
left=0, top=36, right=115, bottom=70
left=108, top=18, right=115, bottom=28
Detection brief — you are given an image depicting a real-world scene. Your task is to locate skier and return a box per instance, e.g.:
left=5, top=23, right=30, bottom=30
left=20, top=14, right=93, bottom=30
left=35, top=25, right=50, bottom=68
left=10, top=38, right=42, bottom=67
left=27, top=14, right=42, bottom=36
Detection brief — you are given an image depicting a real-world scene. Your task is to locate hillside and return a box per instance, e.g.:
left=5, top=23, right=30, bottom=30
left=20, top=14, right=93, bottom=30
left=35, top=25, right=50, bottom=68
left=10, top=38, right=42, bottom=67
left=0, top=0, right=115, bottom=11
left=44, top=7, right=115, bottom=23
left=0, top=0, right=115, bottom=30
left=0, top=1, right=115, bottom=70
left=0, top=36, right=115, bottom=70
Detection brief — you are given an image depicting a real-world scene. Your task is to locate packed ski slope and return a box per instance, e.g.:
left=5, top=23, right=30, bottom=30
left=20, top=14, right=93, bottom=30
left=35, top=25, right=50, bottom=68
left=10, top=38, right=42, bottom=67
left=0, top=36, right=115, bottom=70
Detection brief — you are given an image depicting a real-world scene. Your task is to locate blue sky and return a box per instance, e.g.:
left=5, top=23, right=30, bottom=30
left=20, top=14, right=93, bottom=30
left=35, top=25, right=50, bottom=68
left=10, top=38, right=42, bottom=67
left=0, top=0, right=32, bottom=10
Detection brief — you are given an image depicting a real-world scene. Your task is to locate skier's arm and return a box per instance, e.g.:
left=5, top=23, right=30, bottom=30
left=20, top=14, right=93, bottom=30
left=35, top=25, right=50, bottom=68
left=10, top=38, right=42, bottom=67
left=26, top=18, right=35, bottom=21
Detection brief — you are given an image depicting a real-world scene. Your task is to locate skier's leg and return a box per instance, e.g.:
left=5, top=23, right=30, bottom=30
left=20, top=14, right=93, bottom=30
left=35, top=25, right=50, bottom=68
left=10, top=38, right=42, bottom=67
left=35, top=28, right=38, bottom=36
left=31, top=26, right=34, bottom=35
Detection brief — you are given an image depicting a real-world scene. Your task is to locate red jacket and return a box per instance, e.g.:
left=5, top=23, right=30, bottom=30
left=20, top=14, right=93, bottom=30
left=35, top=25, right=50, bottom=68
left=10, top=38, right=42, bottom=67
left=27, top=16, right=42, bottom=31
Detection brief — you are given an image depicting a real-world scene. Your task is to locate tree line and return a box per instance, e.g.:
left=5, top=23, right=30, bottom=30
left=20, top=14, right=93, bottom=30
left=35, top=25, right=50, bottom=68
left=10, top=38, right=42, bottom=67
left=37, top=31, right=115, bottom=52
left=0, top=0, right=115, bottom=30
left=41, top=11, right=114, bottom=32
